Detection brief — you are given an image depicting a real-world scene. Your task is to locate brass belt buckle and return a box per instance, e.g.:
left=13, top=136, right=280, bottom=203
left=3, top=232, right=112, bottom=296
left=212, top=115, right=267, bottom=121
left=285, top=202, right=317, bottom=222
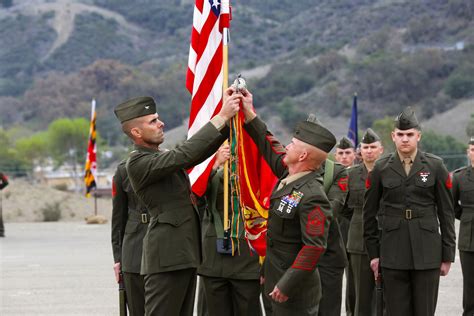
left=141, top=213, right=148, bottom=224
left=405, top=209, right=412, bottom=220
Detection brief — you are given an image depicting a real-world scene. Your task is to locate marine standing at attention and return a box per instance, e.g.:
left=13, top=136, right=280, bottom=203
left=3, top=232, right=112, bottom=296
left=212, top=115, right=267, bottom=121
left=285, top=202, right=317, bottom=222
left=363, top=107, right=455, bottom=316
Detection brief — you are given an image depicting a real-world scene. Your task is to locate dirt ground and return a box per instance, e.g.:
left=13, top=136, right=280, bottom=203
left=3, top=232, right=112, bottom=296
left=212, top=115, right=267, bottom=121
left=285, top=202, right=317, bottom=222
left=1, top=179, right=112, bottom=223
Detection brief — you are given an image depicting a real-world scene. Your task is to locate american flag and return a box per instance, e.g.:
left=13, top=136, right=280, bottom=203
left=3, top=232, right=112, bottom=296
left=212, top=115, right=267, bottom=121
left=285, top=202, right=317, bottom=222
left=186, top=0, right=230, bottom=196
left=84, top=99, right=97, bottom=197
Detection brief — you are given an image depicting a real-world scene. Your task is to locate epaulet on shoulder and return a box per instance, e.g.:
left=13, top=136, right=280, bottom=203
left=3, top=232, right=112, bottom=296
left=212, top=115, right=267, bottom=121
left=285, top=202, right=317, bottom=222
left=424, top=152, right=442, bottom=161
left=308, top=174, right=324, bottom=193
left=119, top=159, right=127, bottom=166
left=453, top=166, right=467, bottom=174
left=376, top=153, right=391, bottom=163
left=333, top=161, right=345, bottom=171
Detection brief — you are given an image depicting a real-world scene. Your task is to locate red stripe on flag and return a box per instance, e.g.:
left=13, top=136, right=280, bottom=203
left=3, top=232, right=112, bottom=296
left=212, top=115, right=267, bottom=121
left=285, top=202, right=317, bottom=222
left=195, top=0, right=204, bottom=12
left=186, top=68, right=195, bottom=94
left=191, top=157, right=216, bottom=197
left=189, top=42, right=223, bottom=127
left=195, top=13, right=218, bottom=64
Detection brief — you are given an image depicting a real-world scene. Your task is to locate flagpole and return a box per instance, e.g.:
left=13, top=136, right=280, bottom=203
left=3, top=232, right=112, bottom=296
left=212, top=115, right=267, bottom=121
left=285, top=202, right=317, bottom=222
left=222, top=0, right=231, bottom=233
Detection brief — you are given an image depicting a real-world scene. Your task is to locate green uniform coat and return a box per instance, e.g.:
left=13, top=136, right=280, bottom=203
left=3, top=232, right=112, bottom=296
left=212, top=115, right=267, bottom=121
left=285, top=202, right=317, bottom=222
left=198, top=169, right=261, bottom=280
left=112, top=161, right=149, bottom=274
left=452, top=166, right=474, bottom=316
left=126, top=121, right=227, bottom=275
left=343, top=163, right=376, bottom=316
left=364, top=151, right=455, bottom=269
left=111, top=161, right=149, bottom=316
left=317, top=162, right=349, bottom=316
left=245, top=117, right=332, bottom=312
left=198, top=169, right=261, bottom=316
left=363, top=151, right=455, bottom=315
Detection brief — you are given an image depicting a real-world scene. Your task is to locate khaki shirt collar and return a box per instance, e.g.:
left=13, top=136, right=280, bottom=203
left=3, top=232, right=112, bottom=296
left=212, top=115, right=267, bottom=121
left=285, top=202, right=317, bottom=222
left=397, top=149, right=417, bottom=164
left=281, top=171, right=312, bottom=187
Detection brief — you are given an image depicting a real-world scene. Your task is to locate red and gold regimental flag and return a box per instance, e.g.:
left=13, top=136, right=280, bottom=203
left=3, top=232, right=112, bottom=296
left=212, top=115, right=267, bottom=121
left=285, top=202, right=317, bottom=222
left=84, top=99, right=97, bottom=197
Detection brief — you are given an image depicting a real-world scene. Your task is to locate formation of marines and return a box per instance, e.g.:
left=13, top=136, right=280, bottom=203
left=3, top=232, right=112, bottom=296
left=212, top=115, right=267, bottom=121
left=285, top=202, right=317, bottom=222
left=110, top=86, right=472, bottom=316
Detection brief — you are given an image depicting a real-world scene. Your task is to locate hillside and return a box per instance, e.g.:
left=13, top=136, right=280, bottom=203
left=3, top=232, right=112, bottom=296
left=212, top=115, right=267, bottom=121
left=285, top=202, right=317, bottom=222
left=0, top=0, right=473, bottom=146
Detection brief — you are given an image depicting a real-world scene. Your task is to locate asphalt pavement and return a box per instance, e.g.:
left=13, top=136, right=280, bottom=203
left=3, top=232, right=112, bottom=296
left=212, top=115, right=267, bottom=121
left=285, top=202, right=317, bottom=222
left=0, top=222, right=464, bottom=315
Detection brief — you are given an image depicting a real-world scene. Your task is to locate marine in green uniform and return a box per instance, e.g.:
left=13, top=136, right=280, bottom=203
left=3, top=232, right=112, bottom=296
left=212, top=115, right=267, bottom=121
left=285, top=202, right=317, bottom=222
left=114, top=92, right=239, bottom=316
left=0, top=172, right=9, bottom=237
left=342, top=128, right=384, bottom=316
left=317, top=160, right=349, bottom=316
left=334, top=136, right=356, bottom=316
left=452, top=137, right=474, bottom=316
left=198, top=145, right=262, bottom=316
left=240, top=87, right=336, bottom=316
left=363, top=107, right=456, bottom=316
left=335, top=136, right=356, bottom=168
left=111, top=160, right=149, bottom=316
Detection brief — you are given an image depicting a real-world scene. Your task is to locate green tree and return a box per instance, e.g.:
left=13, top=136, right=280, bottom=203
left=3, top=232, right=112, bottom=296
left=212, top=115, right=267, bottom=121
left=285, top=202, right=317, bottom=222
left=47, top=118, right=90, bottom=167
left=0, top=128, right=28, bottom=176
left=420, top=130, right=467, bottom=170
left=372, top=117, right=396, bottom=152
left=15, top=132, right=50, bottom=167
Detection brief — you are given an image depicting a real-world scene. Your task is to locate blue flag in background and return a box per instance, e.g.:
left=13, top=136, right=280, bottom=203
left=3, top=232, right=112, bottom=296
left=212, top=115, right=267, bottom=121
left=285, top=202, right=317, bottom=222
left=347, top=94, right=358, bottom=146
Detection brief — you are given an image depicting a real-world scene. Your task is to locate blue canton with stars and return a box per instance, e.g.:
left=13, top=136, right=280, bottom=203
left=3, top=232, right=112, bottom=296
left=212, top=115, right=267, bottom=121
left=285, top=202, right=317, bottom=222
left=209, top=0, right=220, bottom=17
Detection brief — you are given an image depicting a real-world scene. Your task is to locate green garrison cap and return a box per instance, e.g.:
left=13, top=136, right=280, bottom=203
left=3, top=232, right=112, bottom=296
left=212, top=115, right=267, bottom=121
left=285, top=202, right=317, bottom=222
left=294, top=114, right=337, bottom=153
left=336, top=136, right=355, bottom=149
left=395, top=106, right=419, bottom=130
left=469, top=137, right=474, bottom=145
left=361, top=128, right=381, bottom=144
left=114, top=96, right=156, bottom=123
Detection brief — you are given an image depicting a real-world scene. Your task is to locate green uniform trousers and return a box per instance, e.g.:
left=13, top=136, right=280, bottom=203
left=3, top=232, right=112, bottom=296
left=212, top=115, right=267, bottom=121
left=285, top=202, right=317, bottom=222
left=144, top=268, right=197, bottom=316
left=340, top=218, right=355, bottom=316
left=350, top=254, right=375, bottom=316
left=272, top=303, right=319, bottom=316
left=382, top=267, right=439, bottom=316
left=261, top=284, right=273, bottom=315
left=201, top=276, right=261, bottom=316
left=460, top=251, right=474, bottom=316
left=123, top=272, right=145, bottom=316
left=345, top=255, right=356, bottom=316
left=318, top=265, right=344, bottom=316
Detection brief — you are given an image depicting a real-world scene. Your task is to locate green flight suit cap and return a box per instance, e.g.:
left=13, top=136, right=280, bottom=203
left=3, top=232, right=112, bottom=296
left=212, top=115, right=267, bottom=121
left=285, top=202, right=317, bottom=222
left=294, top=114, right=337, bottom=153
left=336, top=136, right=355, bottom=149
left=469, top=136, right=474, bottom=145
left=114, top=96, right=156, bottom=123
left=395, top=106, right=420, bottom=130
left=361, top=128, right=381, bottom=144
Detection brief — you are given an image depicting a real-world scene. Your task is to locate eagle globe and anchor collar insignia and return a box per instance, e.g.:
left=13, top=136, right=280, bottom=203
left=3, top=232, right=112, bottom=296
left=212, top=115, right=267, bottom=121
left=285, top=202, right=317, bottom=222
left=276, top=190, right=304, bottom=218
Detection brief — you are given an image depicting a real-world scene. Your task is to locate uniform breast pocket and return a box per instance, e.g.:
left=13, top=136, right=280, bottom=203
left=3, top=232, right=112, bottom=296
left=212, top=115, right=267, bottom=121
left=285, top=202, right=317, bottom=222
left=273, top=197, right=298, bottom=219
left=414, top=173, right=435, bottom=188
left=382, top=178, right=402, bottom=200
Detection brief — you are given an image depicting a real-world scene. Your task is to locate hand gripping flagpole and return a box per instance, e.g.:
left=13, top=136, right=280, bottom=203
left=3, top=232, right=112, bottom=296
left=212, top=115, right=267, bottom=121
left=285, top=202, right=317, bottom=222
left=222, top=0, right=231, bottom=236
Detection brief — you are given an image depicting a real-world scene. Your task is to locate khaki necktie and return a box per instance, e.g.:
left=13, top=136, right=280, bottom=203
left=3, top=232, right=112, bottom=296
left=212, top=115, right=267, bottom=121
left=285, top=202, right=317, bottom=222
left=403, top=158, right=412, bottom=175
